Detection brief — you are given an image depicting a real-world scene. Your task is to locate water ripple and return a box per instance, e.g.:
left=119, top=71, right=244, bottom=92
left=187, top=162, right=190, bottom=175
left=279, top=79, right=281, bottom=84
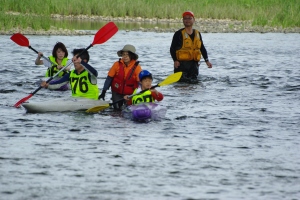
left=0, top=32, right=299, bottom=199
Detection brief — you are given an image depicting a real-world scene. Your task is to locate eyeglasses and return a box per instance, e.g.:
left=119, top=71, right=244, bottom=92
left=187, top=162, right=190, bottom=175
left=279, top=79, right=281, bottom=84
left=183, top=17, right=193, bottom=20
left=122, top=53, right=129, bottom=57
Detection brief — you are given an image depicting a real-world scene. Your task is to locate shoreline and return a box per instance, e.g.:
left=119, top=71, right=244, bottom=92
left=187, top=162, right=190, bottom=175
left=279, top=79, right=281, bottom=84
left=1, top=15, right=300, bottom=35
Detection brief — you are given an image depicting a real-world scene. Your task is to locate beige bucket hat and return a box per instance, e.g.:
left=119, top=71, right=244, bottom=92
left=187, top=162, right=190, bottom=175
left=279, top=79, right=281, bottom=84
left=117, top=44, right=138, bottom=59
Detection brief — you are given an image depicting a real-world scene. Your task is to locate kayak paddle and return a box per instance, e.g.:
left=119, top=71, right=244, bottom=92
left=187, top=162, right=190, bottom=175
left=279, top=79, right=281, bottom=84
left=86, top=71, right=182, bottom=113
left=13, top=21, right=118, bottom=108
left=11, top=32, right=74, bottom=76
left=11, top=32, right=58, bottom=66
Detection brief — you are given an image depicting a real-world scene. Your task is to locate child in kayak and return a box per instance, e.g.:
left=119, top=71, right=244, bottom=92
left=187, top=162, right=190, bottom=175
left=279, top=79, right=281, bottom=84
left=35, top=42, right=72, bottom=90
left=124, top=70, right=163, bottom=105
left=40, top=48, right=99, bottom=100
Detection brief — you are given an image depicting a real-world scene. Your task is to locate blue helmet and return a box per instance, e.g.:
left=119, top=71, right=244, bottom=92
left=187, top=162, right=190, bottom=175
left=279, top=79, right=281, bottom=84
left=139, top=70, right=152, bottom=81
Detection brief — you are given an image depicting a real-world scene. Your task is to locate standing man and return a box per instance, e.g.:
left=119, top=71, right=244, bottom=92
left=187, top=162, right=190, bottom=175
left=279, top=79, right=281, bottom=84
left=170, top=11, right=212, bottom=84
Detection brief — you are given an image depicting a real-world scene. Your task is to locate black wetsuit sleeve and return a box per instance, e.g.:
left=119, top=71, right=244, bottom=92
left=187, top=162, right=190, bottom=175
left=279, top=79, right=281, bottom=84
left=81, top=61, right=98, bottom=77
left=170, top=29, right=183, bottom=61
left=102, top=76, right=113, bottom=91
left=49, top=73, right=70, bottom=84
left=199, top=33, right=209, bottom=61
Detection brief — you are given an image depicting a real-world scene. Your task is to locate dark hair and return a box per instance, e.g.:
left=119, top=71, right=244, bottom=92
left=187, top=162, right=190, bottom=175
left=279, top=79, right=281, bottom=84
left=128, top=51, right=138, bottom=60
left=141, top=75, right=153, bottom=81
left=52, top=42, right=68, bottom=58
left=72, top=48, right=90, bottom=62
left=120, top=51, right=137, bottom=60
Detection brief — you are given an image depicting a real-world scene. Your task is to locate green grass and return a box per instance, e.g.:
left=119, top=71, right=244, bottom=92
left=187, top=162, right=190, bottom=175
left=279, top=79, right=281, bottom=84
left=0, top=0, right=299, bottom=31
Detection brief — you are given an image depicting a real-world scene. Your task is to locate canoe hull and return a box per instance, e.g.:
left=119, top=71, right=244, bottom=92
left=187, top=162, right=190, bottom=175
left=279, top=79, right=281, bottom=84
left=35, top=78, right=70, bottom=91
left=22, top=98, right=109, bottom=113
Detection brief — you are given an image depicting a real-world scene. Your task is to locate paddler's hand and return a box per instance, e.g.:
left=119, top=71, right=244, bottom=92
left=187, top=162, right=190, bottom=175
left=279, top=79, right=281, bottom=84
left=206, top=60, right=212, bottom=68
left=57, top=65, right=63, bottom=70
left=150, top=88, right=159, bottom=96
left=37, top=52, right=43, bottom=59
left=124, top=95, right=130, bottom=101
left=98, top=90, right=106, bottom=100
left=40, top=81, right=48, bottom=88
left=72, top=55, right=82, bottom=64
left=174, top=60, right=180, bottom=68
left=35, top=52, right=44, bottom=65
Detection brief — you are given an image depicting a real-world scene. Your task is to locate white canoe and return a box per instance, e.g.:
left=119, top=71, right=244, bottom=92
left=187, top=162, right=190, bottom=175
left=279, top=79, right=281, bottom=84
left=22, top=97, right=110, bottom=113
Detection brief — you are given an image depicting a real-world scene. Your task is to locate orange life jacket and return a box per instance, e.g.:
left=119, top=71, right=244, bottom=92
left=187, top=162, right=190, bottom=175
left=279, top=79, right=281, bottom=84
left=176, top=29, right=202, bottom=61
left=111, top=61, right=139, bottom=95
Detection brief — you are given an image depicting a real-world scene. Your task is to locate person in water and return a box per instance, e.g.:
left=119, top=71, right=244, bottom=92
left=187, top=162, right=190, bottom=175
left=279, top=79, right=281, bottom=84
left=170, top=11, right=212, bottom=84
left=98, top=44, right=142, bottom=109
left=35, top=42, right=72, bottom=76
left=124, top=70, right=163, bottom=105
left=35, top=42, right=72, bottom=90
left=41, top=48, right=99, bottom=100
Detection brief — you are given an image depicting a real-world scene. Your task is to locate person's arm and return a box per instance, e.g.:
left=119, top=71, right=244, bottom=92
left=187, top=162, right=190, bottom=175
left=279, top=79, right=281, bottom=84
left=99, top=62, right=118, bottom=100
left=41, top=73, right=70, bottom=89
left=80, top=61, right=98, bottom=84
left=64, top=59, right=72, bottom=71
left=50, top=74, right=70, bottom=84
left=151, top=90, right=164, bottom=102
left=199, top=33, right=209, bottom=62
left=170, top=30, right=183, bottom=62
left=81, top=61, right=98, bottom=77
left=103, top=76, right=113, bottom=91
left=98, top=76, right=113, bottom=100
left=124, top=95, right=133, bottom=105
left=170, top=30, right=183, bottom=68
left=35, top=52, right=44, bottom=65
left=199, top=33, right=213, bottom=68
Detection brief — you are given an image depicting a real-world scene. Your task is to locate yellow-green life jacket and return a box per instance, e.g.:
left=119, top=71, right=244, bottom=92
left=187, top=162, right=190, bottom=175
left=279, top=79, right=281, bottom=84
left=69, top=70, right=99, bottom=100
left=131, top=89, right=154, bottom=105
left=45, top=56, right=69, bottom=77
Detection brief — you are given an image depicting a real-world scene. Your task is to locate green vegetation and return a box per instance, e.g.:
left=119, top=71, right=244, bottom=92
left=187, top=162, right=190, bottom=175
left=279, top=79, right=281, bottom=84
left=0, top=0, right=299, bottom=31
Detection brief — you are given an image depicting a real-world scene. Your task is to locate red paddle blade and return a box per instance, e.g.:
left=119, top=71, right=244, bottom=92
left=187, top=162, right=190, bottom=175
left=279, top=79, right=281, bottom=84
left=92, top=22, right=118, bottom=45
left=13, top=22, right=118, bottom=108
left=14, top=94, right=33, bottom=108
left=10, top=33, right=30, bottom=47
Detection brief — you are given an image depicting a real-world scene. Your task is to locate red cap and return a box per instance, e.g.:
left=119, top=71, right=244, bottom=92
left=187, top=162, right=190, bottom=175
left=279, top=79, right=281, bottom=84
left=182, top=11, right=194, bottom=18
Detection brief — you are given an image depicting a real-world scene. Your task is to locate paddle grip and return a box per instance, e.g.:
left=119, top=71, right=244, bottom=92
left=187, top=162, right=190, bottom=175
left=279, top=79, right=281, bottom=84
left=29, top=46, right=39, bottom=54
left=29, top=46, right=56, bottom=66
left=31, top=76, right=55, bottom=95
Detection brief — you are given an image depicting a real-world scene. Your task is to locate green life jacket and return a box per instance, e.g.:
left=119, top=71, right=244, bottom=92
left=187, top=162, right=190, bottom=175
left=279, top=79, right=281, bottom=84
left=45, top=56, right=69, bottom=77
left=69, top=69, right=99, bottom=100
left=131, top=89, right=154, bottom=105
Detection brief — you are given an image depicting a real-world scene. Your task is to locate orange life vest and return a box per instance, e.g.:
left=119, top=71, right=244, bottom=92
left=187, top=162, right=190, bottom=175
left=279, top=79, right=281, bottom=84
left=176, top=29, right=202, bottom=61
left=111, top=61, right=139, bottom=95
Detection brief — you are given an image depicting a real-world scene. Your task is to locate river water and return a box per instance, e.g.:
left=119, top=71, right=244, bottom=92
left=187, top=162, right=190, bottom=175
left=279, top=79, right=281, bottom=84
left=0, top=29, right=299, bottom=200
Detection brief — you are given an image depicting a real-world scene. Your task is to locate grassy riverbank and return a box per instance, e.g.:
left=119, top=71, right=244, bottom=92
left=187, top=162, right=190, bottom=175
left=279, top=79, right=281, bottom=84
left=1, top=0, right=299, bottom=32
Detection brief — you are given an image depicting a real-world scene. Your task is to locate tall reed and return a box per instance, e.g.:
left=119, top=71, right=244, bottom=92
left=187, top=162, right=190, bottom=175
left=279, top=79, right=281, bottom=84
left=0, top=0, right=299, bottom=30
